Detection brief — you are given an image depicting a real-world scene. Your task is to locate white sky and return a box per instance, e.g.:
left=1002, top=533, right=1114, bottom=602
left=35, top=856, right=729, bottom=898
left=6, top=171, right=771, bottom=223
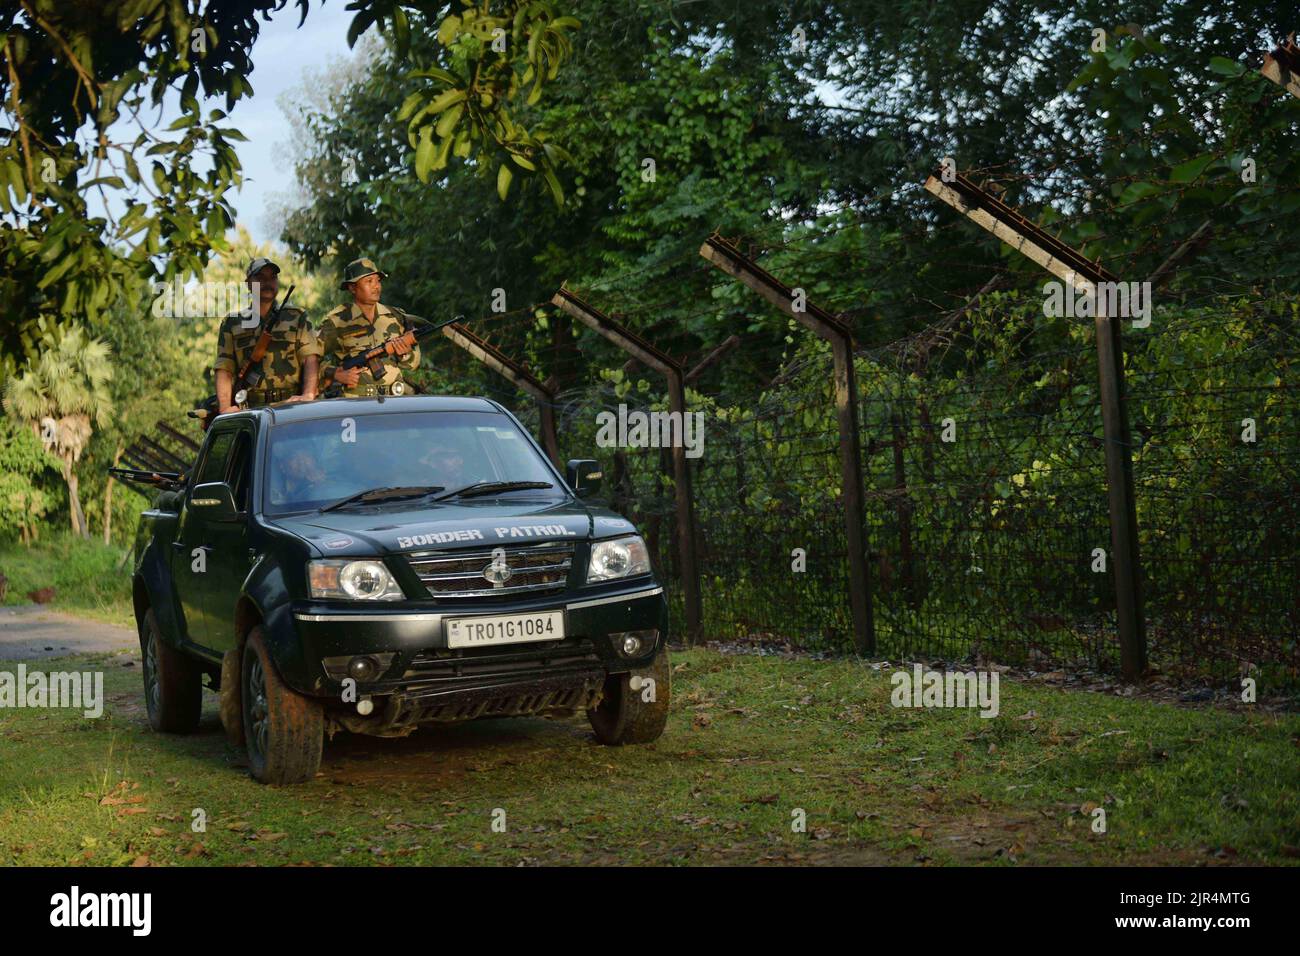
left=230, top=0, right=359, bottom=244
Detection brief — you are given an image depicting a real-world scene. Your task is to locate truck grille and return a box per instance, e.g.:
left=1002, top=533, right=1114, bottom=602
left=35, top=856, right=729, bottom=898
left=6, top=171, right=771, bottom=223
left=407, top=542, right=575, bottom=601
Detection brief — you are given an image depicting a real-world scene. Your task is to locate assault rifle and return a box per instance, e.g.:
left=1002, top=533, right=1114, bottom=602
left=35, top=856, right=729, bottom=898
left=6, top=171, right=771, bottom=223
left=189, top=285, right=296, bottom=429
left=106, top=467, right=186, bottom=491
left=322, top=313, right=461, bottom=398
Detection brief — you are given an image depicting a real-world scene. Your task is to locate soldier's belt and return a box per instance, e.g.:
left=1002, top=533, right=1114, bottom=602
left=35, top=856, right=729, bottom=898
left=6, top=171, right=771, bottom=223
left=244, top=387, right=295, bottom=405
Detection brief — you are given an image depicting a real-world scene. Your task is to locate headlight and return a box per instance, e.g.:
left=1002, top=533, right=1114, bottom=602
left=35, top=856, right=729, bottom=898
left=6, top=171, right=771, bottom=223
left=308, top=559, right=405, bottom=601
left=587, top=535, right=651, bottom=583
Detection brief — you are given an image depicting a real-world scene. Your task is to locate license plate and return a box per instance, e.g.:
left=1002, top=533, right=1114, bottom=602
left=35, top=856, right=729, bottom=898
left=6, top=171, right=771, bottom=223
left=445, top=610, right=564, bottom=648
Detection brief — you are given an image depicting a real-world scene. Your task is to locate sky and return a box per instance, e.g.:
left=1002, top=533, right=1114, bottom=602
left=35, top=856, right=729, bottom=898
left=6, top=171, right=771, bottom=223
left=227, top=0, right=359, bottom=245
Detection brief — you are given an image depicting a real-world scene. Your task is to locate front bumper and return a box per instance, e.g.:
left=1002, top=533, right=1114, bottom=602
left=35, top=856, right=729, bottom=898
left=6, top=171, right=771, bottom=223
left=286, top=581, right=667, bottom=699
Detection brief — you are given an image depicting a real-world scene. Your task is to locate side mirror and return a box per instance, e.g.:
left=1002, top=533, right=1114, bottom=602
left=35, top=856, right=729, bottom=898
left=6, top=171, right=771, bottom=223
left=566, top=459, right=603, bottom=498
left=189, top=481, right=240, bottom=521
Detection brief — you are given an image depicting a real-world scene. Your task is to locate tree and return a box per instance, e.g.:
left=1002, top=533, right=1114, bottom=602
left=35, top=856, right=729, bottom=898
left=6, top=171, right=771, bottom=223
left=3, top=327, right=113, bottom=538
left=0, top=415, right=58, bottom=545
left=280, top=0, right=1300, bottom=399
left=0, top=0, right=583, bottom=385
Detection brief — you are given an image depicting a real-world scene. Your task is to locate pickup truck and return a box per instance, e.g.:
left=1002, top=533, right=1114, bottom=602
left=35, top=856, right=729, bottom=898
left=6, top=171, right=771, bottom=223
left=126, top=396, right=670, bottom=784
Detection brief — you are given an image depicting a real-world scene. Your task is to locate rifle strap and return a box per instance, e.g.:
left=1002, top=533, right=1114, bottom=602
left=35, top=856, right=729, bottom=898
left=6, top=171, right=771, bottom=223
left=236, top=323, right=277, bottom=382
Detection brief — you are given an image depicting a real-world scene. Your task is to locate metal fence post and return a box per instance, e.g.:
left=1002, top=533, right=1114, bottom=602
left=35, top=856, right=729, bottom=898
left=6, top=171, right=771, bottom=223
left=698, top=234, right=876, bottom=654
left=924, top=169, right=1148, bottom=679
left=550, top=286, right=705, bottom=644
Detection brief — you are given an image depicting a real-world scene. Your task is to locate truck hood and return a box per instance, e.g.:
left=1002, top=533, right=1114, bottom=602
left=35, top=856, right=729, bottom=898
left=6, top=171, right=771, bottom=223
left=269, top=499, right=636, bottom=557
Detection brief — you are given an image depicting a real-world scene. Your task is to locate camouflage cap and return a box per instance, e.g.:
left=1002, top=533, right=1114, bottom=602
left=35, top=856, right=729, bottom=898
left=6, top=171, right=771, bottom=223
left=340, top=257, right=388, bottom=290
left=246, top=256, right=281, bottom=279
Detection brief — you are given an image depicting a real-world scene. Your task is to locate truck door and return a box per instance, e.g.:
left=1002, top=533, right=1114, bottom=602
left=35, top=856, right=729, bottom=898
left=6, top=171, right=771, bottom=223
left=171, top=425, right=239, bottom=651
left=203, top=427, right=255, bottom=654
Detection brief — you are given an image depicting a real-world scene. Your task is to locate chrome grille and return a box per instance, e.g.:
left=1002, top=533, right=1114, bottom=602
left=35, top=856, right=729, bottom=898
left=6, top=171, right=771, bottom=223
left=407, top=542, right=574, bottom=600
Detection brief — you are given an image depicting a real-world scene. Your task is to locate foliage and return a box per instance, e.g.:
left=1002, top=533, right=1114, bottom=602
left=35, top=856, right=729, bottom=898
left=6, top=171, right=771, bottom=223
left=0, top=531, right=131, bottom=622
left=3, top=325, right=113, bottom=537
left=393, top=1, right=579, bottom=202
left=0, top=0, right=580, bottom=385
left=0, top=415, right=59, bottom=543
left=0, top=0, right=276, bottom=379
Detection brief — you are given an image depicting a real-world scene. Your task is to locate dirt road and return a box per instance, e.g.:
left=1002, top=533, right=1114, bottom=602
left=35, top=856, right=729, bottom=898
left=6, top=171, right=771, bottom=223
left=0, top=604, right=137, bottom=661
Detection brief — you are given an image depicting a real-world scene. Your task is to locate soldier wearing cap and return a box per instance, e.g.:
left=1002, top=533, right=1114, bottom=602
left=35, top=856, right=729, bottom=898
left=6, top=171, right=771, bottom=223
left=318, top=257, right=421, bottom=397
left=213, top=257, right=321, bottom=412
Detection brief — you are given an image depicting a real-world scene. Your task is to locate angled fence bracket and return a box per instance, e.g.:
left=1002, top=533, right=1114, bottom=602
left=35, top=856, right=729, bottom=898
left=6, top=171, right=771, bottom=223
left=441, top=321, right=562, bottom=468
left=698, top=233, right=876, bottom=655
left=1261, top=34, right=1300, bottom=100
left=550, top=285, right=704, bottom=643
left=925, top=169, right=1147, bottom=680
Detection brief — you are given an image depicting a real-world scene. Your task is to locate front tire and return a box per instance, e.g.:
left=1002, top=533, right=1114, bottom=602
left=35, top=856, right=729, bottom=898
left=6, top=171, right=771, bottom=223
left=588, top=645, right=670, bottom=745
left=140, top=609, right=202, bottom=733
left=242, top=627, right=323, bottom=784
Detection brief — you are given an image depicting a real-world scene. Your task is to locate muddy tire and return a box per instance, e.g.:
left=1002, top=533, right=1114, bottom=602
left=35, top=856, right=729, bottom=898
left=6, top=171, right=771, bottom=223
left=242, top=627, right=323, bottom=784
left=140, top=608, right=202, bottom=734
left=218, top=650, right=244, bottom=747
left=588, top=645, right=670, bottom=745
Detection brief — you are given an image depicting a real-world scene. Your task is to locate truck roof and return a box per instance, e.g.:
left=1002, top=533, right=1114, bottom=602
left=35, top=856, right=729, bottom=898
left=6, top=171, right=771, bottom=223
left=251, top=395, right=504, bottom=425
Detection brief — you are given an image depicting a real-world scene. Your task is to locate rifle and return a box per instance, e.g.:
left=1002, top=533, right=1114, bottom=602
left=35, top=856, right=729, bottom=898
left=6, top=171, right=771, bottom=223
left=189, top=285, right=296, bottom=429
left=323, top=313, right=461, bottom=398
left=107, top=467, right=186, bottom=491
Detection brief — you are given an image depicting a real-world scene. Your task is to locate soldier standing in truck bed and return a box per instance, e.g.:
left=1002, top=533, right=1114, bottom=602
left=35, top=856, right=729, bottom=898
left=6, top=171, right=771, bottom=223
left=213, top=257, right=320, bottom=412
left=317, top=257, right=422, bottom=397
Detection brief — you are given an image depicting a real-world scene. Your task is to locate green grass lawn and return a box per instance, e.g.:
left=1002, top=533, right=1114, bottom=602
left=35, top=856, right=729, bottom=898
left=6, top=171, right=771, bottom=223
left=1, top=644, right=1295, bottom=866
left=0, top=535, right=135, bottom=627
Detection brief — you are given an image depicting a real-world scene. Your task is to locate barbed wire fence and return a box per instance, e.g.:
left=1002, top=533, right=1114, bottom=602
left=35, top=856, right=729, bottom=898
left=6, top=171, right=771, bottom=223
left=441, top=152, right=1299, bottom=690
left=117, top=57, right=1300, bottom=691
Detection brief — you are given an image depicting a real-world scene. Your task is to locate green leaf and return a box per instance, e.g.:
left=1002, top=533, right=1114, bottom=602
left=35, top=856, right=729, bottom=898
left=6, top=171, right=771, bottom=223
left=37, top=251, right=78, bottom=289
left=437, top=13, right=461, bottom=46
left=396, top=91, right=424, bottom=122
left=1208, top=56, right=1244, bottom=77
left=391, top=7, right=410, bottom=57
left=347, top=9, right=376, bottom=48
left=414, top=125, right=435, bottom=183
left=542, top=166, right=564, bottom=207
left=409, top=66, right=459, bottom=87
left=435, top=103, right=464, bottom=138
left=1117, top=181, right=1162, bottom=206
left=497, top=162, right=512, bottom=200
left=1169, top=154, right=1214, bottom=184
left=433, top=134, right=455, bottom=171
left=509, top=151, right=537, bottom=171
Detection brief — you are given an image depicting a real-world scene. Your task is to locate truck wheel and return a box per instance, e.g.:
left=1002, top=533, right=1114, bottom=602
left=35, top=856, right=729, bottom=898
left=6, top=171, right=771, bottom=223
left=141, top=608, right=202, bottom=734
left=588, top=645, right=670, bottom=745
left=241, top=627, right=323, bottom=785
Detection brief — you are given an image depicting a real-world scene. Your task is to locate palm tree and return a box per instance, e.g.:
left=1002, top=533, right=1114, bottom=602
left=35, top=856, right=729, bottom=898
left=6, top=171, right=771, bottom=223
left=3, top=327, right=113, bottom=538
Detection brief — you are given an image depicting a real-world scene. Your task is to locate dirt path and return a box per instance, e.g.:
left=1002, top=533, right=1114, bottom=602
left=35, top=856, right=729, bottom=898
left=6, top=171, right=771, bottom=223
left=0, top=604, right=137, bottom=661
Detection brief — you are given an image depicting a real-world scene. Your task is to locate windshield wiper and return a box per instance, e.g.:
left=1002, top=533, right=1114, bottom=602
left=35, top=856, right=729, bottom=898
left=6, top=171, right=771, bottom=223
left=432, top=480, right=554, bottom=501
left=319, top=485, right=445, bottom=512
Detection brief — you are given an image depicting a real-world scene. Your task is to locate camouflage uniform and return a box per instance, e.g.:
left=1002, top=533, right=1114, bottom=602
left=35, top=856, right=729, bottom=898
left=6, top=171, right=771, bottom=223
left=318, top=302, right=422, bottom=397
left=213, top=305, right=321, bottom=406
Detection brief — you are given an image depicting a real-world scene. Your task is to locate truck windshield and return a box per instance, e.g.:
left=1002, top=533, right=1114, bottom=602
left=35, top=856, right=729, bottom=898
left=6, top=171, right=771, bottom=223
left=263, top=411, right=562, bottom=514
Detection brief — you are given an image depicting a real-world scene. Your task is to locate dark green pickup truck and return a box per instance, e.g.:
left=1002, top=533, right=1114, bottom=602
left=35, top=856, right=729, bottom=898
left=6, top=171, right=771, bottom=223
left=127, top=396, right=670, bottom=784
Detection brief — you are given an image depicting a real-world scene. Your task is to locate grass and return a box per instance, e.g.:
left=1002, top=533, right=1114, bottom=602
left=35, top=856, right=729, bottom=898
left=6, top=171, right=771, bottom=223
left=0, top=534, right=135, bottom=627
left=0, top=644, right=1296, bottom=866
